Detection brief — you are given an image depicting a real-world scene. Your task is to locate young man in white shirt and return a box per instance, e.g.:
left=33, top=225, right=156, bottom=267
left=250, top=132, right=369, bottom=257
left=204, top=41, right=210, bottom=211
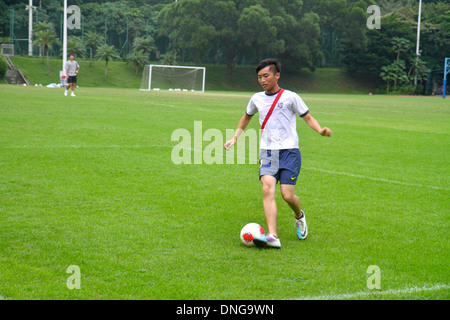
left=64, top=54, right=80, bottom=97
left=224, top=58, right=332, bottom=248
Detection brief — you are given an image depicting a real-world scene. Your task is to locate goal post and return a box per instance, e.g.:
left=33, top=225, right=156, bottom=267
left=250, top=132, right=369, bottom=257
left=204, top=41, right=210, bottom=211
left=140, top=64, right=206, bottom=92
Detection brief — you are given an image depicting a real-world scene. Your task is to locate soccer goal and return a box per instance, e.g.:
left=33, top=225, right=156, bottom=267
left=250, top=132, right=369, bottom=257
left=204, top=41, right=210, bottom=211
left=140, top=64, right=206, bottom=92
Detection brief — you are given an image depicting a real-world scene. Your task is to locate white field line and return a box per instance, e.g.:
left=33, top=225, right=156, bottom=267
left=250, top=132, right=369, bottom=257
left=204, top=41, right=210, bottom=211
left=317, top=118, right=449, bottom=134
left=196, top=108, right=238, bottom=114
left=307, top=167, right=449, bottom=191
left=2, top=144, right=448, bottom=191
left=297, top=283, right=450, bottom=300
left=164, top=103, right=240, bottom=114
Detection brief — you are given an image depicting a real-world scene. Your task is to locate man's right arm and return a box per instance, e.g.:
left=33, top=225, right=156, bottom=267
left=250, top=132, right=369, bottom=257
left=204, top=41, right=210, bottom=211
left=224, top=113, right=253, bottom=150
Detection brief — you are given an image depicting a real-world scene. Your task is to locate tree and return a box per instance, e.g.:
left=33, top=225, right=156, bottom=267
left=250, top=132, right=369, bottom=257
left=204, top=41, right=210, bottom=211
left=132, top=36, right=157, bottom=59
left=34, top=21, right=55, bottom=62
left=380, top=60, right=409, bottom=93
left=96, top=44, right=120, bottom=81
left=237, top=5, right=278, bottom=59
left=158, top=0, right=320, bottom=79
left=161, top=51, right=176, bottom=65
left=67, top=36, right=86, bottom=59
left=34, top=28, right=58, bottom=76
left=160, top=51, right=177, bottom=83
left=391, top=37, right=413, bottom=61
left=340, top=12, right=414, bottom=76
left=407, top=56, right=430, bottom=88
left=241, top=0, right=321, bottom=72
left=339, top=1, right=448, bottom=94
left=418, top=2, right=450, bottom=70
left=304, top=0, right=347, bottom=67
left=380, top=64, right=397, bottom=93
left=378, top=0, right=417, bottom=15
left=127, top=50, right=147, bottom=74
left=158, top=0, right=240, bottom=79
left=84, top=30, right=103, bottom=67
left=285, top=11, right=322, bottom=72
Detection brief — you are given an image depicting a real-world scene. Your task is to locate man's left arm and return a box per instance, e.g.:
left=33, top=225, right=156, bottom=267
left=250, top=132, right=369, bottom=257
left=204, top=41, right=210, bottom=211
left=302, top=113, right=332, bottom=137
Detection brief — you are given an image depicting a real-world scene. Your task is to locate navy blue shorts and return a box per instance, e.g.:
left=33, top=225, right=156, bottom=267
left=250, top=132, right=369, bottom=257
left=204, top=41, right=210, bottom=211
left=259, top=148, right=301, bottom=185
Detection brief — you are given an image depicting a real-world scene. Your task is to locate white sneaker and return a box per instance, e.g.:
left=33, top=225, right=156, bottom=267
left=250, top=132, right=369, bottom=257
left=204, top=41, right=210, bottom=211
left=71, top=92, right=76, bottom=97
left=253, top=233, right=281, bottom=249
left=296, top=210, right=308, bottom=240
left=64, top=90, right=68, bottom=96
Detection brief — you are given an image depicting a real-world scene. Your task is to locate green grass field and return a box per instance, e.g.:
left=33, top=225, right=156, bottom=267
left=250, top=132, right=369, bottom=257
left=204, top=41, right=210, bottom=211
left=0, top=85, right=449, bottom=300
left=9, top=56, right=377, bottom=93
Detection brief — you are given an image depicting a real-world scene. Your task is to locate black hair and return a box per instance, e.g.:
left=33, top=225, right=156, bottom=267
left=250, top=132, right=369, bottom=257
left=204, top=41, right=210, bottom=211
left=256, top=58, right=281, bottom=74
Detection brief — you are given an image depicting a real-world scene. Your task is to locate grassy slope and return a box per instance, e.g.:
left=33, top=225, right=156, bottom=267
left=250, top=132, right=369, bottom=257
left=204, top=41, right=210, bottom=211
left=9, top=56, right=141, bottom=89
left=9, top=56, right=377, bottom=93
left=0, top=85, right=448, bottom=300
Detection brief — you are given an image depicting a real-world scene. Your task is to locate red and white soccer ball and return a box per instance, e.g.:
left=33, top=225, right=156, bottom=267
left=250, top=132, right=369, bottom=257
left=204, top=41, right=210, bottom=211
left=240, top=223, right=264, bottom=247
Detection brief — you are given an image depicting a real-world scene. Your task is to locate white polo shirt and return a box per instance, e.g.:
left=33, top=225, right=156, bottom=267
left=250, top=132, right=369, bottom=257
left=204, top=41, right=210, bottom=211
left=65, top=60, right=80, bottom=76
left=246, top=89, right=309, bottom=150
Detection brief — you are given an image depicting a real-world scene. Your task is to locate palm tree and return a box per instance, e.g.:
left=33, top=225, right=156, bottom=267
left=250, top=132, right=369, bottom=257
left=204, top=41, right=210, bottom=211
left=380, top=64, right=397, bottom=93
left=162, top=52, right=176, bottom=65
left=161, top=52, right=176, bottom=84
left=132, top=36, right=157, bottom=59
left=67, top=36, right=86, bottom=59
left=127, top=50, right=148, bottom=75
left=380, top=60, right=409, bottom=93
left=34, top=29, right=58, bottom=76
left=34, top=21, right=54, bottom=33
left=96, top=44, right=120, bottom=81
left=34, top=21, right=55, bottom=63
left=84, top=30, right=103, bottom=67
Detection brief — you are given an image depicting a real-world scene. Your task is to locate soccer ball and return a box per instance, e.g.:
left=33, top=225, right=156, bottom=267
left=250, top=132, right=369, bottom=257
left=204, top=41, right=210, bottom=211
left=240, top=223, right=264, bottom=247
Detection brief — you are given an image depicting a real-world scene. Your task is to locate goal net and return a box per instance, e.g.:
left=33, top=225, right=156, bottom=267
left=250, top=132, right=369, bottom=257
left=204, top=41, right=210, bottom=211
left=140, top=64, right=206, bottom=92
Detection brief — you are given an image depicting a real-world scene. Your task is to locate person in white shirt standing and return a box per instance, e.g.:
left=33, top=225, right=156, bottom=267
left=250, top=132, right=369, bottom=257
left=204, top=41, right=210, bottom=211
left=64, top=54, right=80, bottom=97
left=224, top=58, right=332, bottom=248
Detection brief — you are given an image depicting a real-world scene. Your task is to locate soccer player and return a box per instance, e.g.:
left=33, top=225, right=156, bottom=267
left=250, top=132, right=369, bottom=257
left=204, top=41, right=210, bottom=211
left=64, top=54, right=80, bottom=97
left=224, top=58, right=332, bottom=248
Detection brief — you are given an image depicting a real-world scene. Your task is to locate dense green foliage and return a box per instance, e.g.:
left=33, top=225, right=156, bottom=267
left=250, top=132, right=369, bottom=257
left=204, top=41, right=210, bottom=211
left=0, top=55, right=7, bottom=79
left=340, top=2, right=449, bottom=93
left=0, top=0, right=448, bottom=92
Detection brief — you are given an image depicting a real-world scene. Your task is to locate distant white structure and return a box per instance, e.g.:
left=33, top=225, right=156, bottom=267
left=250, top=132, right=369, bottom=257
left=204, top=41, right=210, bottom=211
left=140, top=65, right=206, bottom=93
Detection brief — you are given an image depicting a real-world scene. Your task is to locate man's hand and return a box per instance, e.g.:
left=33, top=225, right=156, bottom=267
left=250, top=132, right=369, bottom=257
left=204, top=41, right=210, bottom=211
left=320, top=127, right=332, bottom=137
left=224, top=136, right=237, bottom=150
left=224, top=114, right=253, bottom=150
